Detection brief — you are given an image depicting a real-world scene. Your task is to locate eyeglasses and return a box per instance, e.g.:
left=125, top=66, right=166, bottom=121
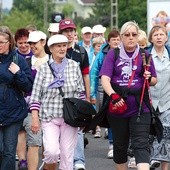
left=123, top=33, right=138, bottom=37
left=0, top=41, right=9, bottom=46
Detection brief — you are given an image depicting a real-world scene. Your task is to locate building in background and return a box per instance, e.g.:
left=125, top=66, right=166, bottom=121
left=54, top=0, right=95, bottom=19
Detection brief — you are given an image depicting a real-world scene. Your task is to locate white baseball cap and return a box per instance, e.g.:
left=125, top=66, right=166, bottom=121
left=92, top=24, right=106, bottom=34
left=47, top=34, right=68, bottom=47
left=27, top=31, right=47, bottom=42
left=81, top=26, right=92, bottom=34
left=48, top=23, right=59, bottom=33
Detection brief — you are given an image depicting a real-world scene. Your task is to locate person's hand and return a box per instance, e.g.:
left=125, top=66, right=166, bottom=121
left=143, top=70, right=151, bottom=80
left=8, top=62, right=20, bottom=74
left=86, top=97, right=90, bottom=102
left=109, top=93, right=127, bottom=114
left=110, top=93, right=125, bottom=107
left=31, top=114, right=40, bottom=134
left=90, top=98, right=96, bottom=104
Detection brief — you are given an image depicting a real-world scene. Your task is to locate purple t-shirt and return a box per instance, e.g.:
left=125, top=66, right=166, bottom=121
left=100, top=48, right=157, bottom=117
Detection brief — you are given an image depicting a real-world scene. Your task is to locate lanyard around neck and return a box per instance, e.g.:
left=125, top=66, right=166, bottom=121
left=128, top=54, right=139, bottom=88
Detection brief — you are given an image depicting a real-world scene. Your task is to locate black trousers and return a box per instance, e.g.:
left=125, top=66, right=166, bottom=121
left=107, top=112, right=151, bottom=164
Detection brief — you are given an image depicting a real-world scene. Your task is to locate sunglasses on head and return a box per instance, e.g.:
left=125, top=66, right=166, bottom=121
left=124, top=33, right=138, bottom=37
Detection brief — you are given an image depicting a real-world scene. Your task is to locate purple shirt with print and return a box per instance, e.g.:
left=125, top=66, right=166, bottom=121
left=100, top=48, right=157, bottom=117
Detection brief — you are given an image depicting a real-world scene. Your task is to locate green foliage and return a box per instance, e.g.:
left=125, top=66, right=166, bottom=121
left=1, top=0, right=55, bottom=33
left=91, top=0, right=147, bottom=31
left=1, top=8, right=39, bottom=34
left=91, top=0, right=110, bottom=27
left=118, top=0, right=147, bottom=31
left=12, top=0, right=55, bottom=22
left=62, top=4, right=74, bottom=18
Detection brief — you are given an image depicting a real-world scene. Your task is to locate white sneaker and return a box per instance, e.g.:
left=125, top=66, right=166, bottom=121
left=94, top=128, right=101, bottom=138
left=15, top=154, right=19, bottom=161
left=107, top=145, right=113, bottom=159
left=74, top=163, right=85, bottom=170
left=128, top=157, right=137, bottom=168
left=150, top=160, right=161, bottom=169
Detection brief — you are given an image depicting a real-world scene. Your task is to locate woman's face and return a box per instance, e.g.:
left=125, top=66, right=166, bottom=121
left=29, top=40, right=45, bottom=57
left=50, top=42, right=68, bottom=61
left=151, top=28, right=168, bottom=47
left=94, top=43, right=102, bottom=54
left=108, top=36, right=121, bottom=49
left=0, top=35, right=10, bottom=54
left=16, top=36, right=30, bottom=54
left=121, top=25, right=138, bottom=52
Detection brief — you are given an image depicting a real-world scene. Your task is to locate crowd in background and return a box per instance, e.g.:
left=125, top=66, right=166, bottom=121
left=0, top=9, right=170, bottom=170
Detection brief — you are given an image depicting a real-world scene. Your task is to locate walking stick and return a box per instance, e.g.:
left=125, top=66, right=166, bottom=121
left=137, top=52, right=148, bottom=122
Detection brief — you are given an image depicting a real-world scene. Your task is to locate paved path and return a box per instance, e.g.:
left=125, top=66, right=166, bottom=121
left=84, top=129, right=161, bottom=170
left=16, top=129, right=161, bottom=170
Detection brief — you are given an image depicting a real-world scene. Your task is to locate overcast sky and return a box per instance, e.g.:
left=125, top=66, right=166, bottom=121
left=2, top=0, right=13, bottom=9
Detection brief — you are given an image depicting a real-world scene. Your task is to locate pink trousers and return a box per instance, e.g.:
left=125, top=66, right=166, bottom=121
left=41, top=118, right=78, bottom=170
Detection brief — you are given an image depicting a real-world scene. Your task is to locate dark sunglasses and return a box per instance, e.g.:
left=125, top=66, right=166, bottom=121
left=124, top=33, right=138, bottom=37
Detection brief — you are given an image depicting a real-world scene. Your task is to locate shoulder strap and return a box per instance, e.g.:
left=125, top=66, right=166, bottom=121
left=25, top=57, right=32, bottom=68
left=114, top=47, right=120, bottom=61
left=79, top=46, right=85, bottom=64
left=13, top=53, right=18, bottom=64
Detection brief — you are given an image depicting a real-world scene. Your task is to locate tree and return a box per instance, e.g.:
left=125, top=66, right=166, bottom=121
left=62, top=4, right=74, bottom=18
left=11, top=0, right=55, bottom=32
left=92, top=0, right=147, bottom=31
left=118, top=0, right=147, bottom=31
left=1, top=8, right=38, bottom=34
left=91, top=0, right=110, bottom=27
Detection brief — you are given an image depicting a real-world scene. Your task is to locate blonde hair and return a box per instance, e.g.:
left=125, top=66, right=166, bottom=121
left=0, top=26, right=15, bottom=51
left=92, top=36, right=105, bottom=48
left=120, top=21, right=139, bottom=35
left=138, top=29, right=148, bottom=47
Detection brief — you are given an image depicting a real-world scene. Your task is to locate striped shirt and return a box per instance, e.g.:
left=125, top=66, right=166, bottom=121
left=29, top=57, right=85, bottom=122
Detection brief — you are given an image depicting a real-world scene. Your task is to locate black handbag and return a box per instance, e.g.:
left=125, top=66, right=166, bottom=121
left=63, top=97, right=96, bottom=127
left=47, top=60, right=96, bottom=127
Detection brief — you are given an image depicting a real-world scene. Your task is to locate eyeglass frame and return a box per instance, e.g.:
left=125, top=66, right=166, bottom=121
left=0, top=40, right=9, bottom=46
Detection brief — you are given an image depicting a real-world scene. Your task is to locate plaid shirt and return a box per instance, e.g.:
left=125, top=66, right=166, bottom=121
left=29, top=57, right=85, bottom=122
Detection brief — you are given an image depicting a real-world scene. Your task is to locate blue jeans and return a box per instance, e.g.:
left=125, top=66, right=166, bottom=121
left=108, top=128, right=113, bottom=145
left=0, top=121, right=22, bottom=170
left=74, top=129, right=85, bottom=166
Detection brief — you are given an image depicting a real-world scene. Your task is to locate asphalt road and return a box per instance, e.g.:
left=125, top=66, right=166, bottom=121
left=84, top=129, right=161, bottom=170
left=16, top=128, right=161, bottom=170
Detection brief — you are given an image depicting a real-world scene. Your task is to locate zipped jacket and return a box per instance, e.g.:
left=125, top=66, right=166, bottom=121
left=0, top=50, right=33, bottom=126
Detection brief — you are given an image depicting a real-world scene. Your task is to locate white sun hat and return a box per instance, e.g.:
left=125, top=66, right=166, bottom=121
left=92, top=24, right=106, bottom=34
left=27, top=31, right=47, bottom=42
left=47, top=34, right=68, bottom=47
left=81, top=26, right=92, bottom=34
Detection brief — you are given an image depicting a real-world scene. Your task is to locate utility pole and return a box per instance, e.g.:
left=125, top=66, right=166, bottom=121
left=43, top=0, right=48, bottom=32
left=110, top=0, right=118, bottom=29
